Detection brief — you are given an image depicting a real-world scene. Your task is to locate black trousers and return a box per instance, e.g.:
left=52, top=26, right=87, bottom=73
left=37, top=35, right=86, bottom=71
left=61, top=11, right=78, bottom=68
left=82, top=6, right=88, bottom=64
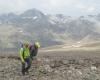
left=22, top=57, right=31, bottom=75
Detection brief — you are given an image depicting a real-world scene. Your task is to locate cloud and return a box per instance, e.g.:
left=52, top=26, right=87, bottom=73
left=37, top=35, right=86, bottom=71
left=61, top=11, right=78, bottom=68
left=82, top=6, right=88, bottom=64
left=0, top=0, right=99, bottom=16
left=87, top=7, right=95, bottom=12
left=0, top=0, right=35, bottom=13
left=40, top=0, right=80, bottom=9
left=75, top=2, right=96, bottom=14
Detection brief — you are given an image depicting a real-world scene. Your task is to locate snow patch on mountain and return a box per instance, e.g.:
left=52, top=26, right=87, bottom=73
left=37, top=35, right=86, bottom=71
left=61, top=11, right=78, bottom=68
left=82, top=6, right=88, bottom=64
left=33, top=16, right=38, bottom=20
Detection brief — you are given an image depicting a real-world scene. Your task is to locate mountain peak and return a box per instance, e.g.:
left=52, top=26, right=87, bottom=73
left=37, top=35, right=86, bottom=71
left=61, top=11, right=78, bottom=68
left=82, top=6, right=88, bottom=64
left=20, top=8, right=44, bottom=17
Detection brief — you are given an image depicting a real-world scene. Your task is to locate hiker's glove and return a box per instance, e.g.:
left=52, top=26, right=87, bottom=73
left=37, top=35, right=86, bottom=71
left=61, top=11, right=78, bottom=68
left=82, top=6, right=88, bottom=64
left=22, top=60, right=25, bottom=63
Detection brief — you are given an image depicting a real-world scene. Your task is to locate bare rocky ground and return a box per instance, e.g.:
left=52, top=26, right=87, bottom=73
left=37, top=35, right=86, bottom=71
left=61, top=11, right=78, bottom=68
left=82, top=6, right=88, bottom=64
left=1, top=42, right=100, bottom=80
left=0, top=55, right=100, bottom=80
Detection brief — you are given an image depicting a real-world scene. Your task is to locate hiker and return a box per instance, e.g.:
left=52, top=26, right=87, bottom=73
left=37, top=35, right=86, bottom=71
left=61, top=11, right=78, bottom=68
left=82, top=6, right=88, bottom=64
left=19, top=42, right=31, bottom=75
left=29, top=42, right=40, bottom=60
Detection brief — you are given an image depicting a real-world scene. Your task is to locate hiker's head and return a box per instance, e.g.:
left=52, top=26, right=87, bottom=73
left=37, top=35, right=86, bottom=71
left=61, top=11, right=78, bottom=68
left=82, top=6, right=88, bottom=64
left=34, top=42, right=40, bottom=48
left=24, top=42, right=29, bottom=48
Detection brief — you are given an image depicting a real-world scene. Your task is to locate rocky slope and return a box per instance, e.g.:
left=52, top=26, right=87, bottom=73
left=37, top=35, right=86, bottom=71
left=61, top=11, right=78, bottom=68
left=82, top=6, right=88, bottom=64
left=1, top=42, right=100, bottom=80
left=0, top=55, right=100, bottom=80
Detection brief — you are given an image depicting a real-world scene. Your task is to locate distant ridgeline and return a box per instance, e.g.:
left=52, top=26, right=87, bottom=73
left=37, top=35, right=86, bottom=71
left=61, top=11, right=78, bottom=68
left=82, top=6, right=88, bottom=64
left=0, top=9, right=100, bottom=52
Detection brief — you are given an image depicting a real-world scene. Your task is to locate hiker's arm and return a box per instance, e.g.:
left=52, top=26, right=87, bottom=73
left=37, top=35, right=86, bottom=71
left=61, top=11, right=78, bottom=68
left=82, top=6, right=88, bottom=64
left=20, top=48, right=25, bottom=63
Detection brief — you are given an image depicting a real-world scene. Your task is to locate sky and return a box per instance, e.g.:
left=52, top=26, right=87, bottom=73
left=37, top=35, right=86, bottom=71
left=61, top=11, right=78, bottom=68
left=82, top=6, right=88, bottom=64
left=0, top=0, right=100, bottom=16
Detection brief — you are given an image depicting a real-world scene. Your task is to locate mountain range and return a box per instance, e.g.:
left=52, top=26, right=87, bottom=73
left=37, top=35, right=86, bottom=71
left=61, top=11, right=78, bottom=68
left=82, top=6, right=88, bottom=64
left=0, top=8, right=100, bottom=52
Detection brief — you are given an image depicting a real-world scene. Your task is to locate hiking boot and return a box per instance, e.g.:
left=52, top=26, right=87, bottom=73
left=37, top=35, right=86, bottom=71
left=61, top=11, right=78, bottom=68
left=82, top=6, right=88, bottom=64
left=26, top=70, right=29, bottom=74
left=22, top=72, right=25, bottom=76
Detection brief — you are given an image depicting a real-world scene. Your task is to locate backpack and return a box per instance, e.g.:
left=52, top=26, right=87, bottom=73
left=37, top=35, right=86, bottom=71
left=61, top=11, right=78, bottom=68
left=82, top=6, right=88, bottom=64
left=30, top=45, right=38, bottom=57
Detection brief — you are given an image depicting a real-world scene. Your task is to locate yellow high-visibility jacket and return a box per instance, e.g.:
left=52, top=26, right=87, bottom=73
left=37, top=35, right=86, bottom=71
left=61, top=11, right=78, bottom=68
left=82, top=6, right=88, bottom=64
left=20, top=47, right=30, bottom=62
